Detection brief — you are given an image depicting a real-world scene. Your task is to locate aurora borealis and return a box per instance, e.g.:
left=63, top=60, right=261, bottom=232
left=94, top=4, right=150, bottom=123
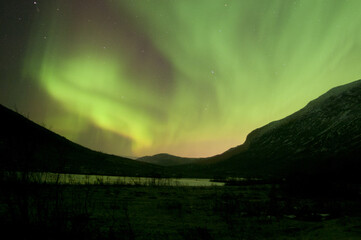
left=1, top=0, right=361, bottom=158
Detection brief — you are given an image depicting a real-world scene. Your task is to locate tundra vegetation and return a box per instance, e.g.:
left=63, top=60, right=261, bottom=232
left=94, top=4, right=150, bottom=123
left=1, top=172, right=361, bottom=240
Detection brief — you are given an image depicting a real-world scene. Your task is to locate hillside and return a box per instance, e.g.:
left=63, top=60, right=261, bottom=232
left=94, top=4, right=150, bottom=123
left=0, top=104, right=164, bottom=177
left=174, top=80, right=361, bottom=180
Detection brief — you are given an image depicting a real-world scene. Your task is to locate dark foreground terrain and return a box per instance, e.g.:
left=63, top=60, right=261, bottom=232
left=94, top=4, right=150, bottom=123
left=1, top=176, right=361, bottom=240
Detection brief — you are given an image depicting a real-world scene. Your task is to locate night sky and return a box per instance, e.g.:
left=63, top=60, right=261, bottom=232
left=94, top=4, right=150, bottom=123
left=1, top=0, right=361, bottom=158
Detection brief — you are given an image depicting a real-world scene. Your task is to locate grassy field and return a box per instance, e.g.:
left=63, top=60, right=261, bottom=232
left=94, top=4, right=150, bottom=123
left=1, top=179, right=361, bottom=240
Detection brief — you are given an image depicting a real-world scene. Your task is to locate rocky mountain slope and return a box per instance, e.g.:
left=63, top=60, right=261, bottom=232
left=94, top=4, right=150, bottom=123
left=174, top=80, right=361, bottom=180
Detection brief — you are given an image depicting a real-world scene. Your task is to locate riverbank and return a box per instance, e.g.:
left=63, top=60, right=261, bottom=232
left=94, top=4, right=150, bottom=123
left=0, top=171, right=224, bottom=187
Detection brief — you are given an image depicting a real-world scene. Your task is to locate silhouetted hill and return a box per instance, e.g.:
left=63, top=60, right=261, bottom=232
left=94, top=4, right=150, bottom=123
left=137, top=153, right=199, bottom=166
left=137, top=146, right=249, bottom=167
left=174, top=80, right=361, bottom=181
left=0, top=104, right=164, bottom=176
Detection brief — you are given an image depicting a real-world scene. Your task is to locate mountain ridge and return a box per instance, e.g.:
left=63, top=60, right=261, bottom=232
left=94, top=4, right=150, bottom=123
left=141, top=80, right=361, bottom=166
left=0, top=104, right=164, bottom=176
left=2, top=79, right=361, bottom=180
left=171, top=79, right=361, bottom=179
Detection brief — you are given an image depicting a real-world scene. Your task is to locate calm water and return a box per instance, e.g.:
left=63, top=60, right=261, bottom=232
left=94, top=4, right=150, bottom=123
left=11, top=172, right=225, bottom=187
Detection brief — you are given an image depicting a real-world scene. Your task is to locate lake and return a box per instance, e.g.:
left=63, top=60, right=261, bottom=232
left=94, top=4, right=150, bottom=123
left=8, top=172, right=225, bottom=187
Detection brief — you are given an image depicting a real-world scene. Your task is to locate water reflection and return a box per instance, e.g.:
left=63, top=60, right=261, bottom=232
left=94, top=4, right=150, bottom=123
left=8, top=172, right=225, bottom=187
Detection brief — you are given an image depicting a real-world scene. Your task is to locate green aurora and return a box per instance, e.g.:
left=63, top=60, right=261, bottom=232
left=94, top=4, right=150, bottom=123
left=16, top=0, right=361, bottom=157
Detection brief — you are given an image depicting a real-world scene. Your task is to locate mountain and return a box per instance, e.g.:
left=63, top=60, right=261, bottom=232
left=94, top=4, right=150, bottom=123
left=137, top=153, right=199, bottom=166
left=137, top=145, right=249, bottom=167
left=174, top=79, right=361, bottom=181
left=2, top=79, right=361, bottom=180
left=0, top=104, right=164, bottom=177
